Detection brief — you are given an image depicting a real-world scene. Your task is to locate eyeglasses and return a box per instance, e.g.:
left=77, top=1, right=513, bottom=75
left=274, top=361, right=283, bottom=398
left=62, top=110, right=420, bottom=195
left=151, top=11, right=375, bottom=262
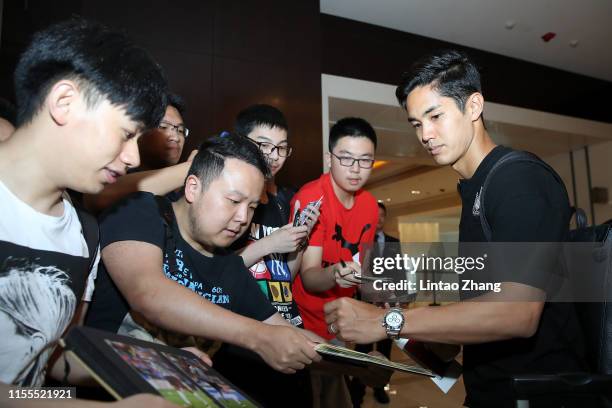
left=252, top=141, right=293, bottom=157
left=159, top=121, right=189, bottom=138
left=330, top=152, right=375, bottom=169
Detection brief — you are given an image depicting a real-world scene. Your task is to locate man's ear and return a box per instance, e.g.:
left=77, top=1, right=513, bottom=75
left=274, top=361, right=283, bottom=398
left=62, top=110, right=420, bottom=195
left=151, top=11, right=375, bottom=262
left=184, top=175, right=202, bottom=203
left=467, top=92, right=484, bottom=122
left=46, top=80, right=79, bottom=126
left=325, top=151, right=331, bottom=169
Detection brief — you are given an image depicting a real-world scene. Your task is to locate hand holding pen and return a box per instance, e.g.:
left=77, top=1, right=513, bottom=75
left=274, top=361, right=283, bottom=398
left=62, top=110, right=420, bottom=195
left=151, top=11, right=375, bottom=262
left=332, top=259, right=362, bottom=288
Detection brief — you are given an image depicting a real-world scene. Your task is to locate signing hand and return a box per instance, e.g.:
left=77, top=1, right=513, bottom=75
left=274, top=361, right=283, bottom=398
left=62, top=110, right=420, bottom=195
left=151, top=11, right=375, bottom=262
left=332, top=261, right=362, bottom=288
left=324, top=297, right=387, bottom=344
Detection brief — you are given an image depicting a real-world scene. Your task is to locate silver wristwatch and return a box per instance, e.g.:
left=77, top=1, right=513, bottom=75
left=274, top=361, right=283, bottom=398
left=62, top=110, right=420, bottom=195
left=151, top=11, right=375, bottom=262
left=382, top=308, right=405, bottom=339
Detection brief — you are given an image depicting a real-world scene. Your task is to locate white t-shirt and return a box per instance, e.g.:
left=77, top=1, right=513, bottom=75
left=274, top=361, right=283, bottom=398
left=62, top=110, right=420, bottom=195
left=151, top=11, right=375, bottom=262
left=0, top=181, right=98, bottom=386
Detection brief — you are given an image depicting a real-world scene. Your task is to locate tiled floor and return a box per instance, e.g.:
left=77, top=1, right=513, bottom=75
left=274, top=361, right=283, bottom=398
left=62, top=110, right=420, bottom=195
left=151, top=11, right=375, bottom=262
left=361, top=346, right=466, bottom=408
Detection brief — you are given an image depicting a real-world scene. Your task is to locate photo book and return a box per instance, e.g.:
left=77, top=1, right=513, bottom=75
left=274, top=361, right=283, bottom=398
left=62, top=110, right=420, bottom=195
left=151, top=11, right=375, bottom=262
left=61, top=326, right=261, bottom=408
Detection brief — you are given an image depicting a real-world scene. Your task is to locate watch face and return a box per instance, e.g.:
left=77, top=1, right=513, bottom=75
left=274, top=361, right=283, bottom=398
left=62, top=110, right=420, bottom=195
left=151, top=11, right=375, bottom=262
left=385, top=311, right=403, bottom=328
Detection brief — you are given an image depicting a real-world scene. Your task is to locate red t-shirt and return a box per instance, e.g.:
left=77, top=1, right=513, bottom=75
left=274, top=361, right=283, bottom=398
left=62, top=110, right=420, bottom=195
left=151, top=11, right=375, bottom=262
left=290, top=173, right=378, bottom=339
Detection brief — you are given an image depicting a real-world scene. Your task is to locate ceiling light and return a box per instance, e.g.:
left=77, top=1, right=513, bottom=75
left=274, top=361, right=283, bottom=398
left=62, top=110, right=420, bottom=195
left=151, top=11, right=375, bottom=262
left=569, top=40, right=579, bottom=48
left=411, top=190, right=421, bottom=195
left=541, top=32, right=556, bottom=42
left=373, top=160, right=388, bottom=169
left=386, top=198, right=391, bottom=202
left=505, top=20, right=516, bottom=30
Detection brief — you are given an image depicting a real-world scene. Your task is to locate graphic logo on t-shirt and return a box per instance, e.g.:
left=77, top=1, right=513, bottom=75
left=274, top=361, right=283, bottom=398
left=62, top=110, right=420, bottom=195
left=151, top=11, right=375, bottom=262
left=268, top=281, right=283, bottom=302
left=265, top=253, right=290, bottom=281
left=163, top=249, right=229, bottom=305
left=0, top=259, right=77, bottom=386
left=247, top=223, right=290, bottom=280
left=249, top=259, right=272, bottom=280
left=331, top=223, right=371, bottom=256
left=472, top=187, right=482, bottom=216
left=281, top=282, right=292, bottom=301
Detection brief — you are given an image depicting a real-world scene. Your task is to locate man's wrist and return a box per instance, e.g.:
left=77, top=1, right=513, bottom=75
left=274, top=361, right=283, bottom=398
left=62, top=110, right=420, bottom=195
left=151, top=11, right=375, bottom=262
left=376, top=310, right=388, bottom=341
left=240, top=320, right=264, bottom=352
left=327, top=264, right=337, bottom=286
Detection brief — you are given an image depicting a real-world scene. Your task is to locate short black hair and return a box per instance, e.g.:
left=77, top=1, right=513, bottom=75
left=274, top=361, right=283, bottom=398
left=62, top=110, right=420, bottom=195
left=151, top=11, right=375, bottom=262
left=329, top=117, right=377, bottom=152
left=377, top=201, right=387, bottom=213
left=187, top=133, right=271, bottom=190
left=167, top=93, right=186, bottom=119
left=0, top=97, right=16, bottom=125
left=14, top=18, right=167, bottom=129
left=234, top=104, right=288, bottom=137
left=395, top=49, right=481, bottom=112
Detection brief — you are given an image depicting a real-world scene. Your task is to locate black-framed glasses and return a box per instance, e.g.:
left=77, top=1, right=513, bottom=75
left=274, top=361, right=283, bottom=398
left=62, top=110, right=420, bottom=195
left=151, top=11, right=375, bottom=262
left=159, top=121, right=189, bottom=138
left=330, top=152, right=375, bottom=169
left=252, top=141, right=293, bottom=157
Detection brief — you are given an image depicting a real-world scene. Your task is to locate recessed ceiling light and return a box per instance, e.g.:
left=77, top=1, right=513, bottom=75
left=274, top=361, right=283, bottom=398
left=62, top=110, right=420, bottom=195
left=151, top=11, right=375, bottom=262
left=373, top=160, right=388, bottom=169
left=541, top=32, right=556, bottom=42
left=386, top=198, right=391, bottom=202
left=411, top=190, right=421, bottom=195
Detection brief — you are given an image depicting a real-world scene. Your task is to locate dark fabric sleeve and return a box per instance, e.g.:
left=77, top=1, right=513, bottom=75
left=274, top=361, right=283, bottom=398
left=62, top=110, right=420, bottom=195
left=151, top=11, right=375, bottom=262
left=99, top=192, right=166, bottom=250
left=87, top=192, right=167, bottom=332
left=483, top=163, right=570, bottom=290
left=486, top=162, right=570, bottom=242
left=228, top=257, right=277, bottom=321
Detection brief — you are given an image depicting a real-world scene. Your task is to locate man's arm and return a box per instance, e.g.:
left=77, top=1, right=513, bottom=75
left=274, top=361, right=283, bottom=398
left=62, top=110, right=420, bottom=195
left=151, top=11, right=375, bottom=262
left=102, top=240, right=320, bottom=373
left=83, top=160, right=192, bottom=214
left=237, top=224, right=308, bottom=268
left=299, top=246, right=361, bottom=292
left=324, top=282, right=545, bottom=344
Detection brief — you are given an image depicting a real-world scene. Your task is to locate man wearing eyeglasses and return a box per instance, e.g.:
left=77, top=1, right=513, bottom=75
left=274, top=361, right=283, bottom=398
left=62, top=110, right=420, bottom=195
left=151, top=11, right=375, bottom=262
left=140, top=93, right=189, bottom=169
left=213, top=104, right=319, bottom=408
left=290, top=117, right=379, bottom=407
left=84, top=93, right=196, bottom=213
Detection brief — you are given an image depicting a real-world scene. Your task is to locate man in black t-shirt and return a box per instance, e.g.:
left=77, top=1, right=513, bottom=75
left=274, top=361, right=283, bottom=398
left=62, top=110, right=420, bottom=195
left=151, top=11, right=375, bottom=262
left=87, top=135, right=321, bottom=382
left=324, top=50, right=587, bottom=407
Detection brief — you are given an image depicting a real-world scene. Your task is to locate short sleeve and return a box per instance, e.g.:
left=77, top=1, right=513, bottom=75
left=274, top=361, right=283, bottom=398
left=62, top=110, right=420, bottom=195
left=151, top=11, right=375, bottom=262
left=486, top=163, right=570, bottom=242
left=230, top=257, right=277, bottom=321
left=99, top=192, right=166, bottom=250
left=484, top=163, right=570, bottom=289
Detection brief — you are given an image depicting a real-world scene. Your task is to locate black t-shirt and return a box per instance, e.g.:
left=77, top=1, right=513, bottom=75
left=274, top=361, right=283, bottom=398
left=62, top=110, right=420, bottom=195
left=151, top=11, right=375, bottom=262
left=457, top=146, right=587, bottom=408
left=231, top=187, right=303, bottom=327
left=86, top=192, right=276, bottom=334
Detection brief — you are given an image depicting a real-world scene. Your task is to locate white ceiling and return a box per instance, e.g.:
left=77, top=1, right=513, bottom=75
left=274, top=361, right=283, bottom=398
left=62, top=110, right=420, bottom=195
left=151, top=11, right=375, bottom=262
left=321, top=0, right=612, bottom=82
